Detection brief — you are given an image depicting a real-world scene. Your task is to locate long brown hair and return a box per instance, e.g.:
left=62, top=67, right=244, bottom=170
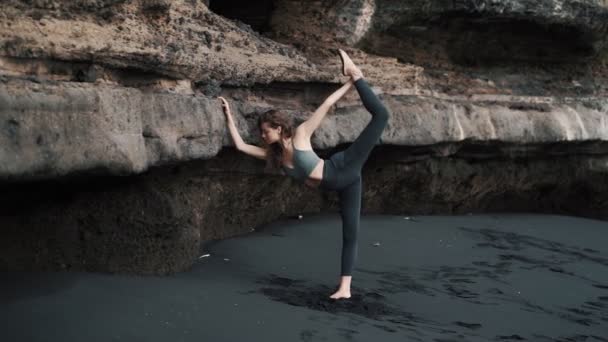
left=257, top=109, right=294, bottom=173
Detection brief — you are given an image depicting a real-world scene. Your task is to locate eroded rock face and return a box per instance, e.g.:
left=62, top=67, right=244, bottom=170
left=1, top=0, right=607, bottom=274
left=289, top=0, right=608, bottom=63
left=0, top=0, right=320, bottom=85
left=2, top=146, right=607, bottom=274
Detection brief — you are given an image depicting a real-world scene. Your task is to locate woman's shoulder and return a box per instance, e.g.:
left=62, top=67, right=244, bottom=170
left=294, top=123, right=310, bottom=137
left=291, top=131, right=313, bottom=150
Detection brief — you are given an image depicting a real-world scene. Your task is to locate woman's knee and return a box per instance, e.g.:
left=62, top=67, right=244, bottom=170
left=375, top=106, right=389, bottom=122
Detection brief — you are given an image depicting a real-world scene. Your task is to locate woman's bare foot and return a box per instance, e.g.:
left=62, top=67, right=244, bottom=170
left=329, top=275, right=352, bottom=300
left=338, top=49, right=363, bottom=81
left=329, top=288, right=351, bottom=300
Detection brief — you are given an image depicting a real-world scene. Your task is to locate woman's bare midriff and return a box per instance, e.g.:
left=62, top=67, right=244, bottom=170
left=283, top=159, right=324, bottom=189
left=304, top=159, right=324, bottom=188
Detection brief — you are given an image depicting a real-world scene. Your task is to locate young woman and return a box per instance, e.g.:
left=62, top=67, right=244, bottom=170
left=218, top=49, right=390, bottom=300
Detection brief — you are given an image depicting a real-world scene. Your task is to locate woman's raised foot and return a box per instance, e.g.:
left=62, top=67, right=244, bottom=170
left=338, top=49, right=363, bottom=81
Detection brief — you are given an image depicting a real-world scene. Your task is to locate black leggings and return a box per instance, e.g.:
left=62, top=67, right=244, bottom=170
left=319, top=78, right=389, bottom=276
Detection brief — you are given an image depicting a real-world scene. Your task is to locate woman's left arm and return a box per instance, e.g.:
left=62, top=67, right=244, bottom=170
left=297, top=79, right=354, bottom=137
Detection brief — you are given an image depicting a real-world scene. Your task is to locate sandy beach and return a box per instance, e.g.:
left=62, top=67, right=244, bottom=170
left=1, top=213, right=607, bottom=341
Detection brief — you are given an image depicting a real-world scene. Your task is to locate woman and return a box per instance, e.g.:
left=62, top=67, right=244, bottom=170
left=218, top=49, right=390, bottom=300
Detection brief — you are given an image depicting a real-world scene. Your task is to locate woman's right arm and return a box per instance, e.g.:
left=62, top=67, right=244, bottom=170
left=218, top=97, right=267, bottom=160
left=297, top=79, right=354, bottom=137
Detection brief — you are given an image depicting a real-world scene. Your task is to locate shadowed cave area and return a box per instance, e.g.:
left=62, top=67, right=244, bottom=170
left=364, top=13, right=597, bottom=67
left=208, top=0, right=276, bottom=33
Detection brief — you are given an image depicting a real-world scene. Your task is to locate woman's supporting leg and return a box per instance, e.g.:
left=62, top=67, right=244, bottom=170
left=338, top=175, right=362, bottom=276
left=342, top=78, right=390, bottom=171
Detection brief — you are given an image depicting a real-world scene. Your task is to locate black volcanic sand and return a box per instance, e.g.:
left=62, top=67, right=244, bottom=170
left=1, top=214, right=607, bottom=341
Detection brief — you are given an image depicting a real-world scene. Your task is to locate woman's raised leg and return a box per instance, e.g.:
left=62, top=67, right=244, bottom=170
left=342, top=78, right=389, bottom=171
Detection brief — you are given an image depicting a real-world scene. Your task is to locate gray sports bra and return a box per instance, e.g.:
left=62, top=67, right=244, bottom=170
left=282, top=140, right=321, bottom=182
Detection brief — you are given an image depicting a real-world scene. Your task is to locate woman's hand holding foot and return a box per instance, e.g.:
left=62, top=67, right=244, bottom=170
left=338, top=49, right=363, bottom=82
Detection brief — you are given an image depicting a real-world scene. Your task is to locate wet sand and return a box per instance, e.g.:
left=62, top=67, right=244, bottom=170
left=1, top=213, right=607, bottom=341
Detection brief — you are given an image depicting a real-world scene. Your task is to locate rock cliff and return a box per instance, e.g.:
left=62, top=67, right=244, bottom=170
left=1, top=0, right=607, bottom=274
